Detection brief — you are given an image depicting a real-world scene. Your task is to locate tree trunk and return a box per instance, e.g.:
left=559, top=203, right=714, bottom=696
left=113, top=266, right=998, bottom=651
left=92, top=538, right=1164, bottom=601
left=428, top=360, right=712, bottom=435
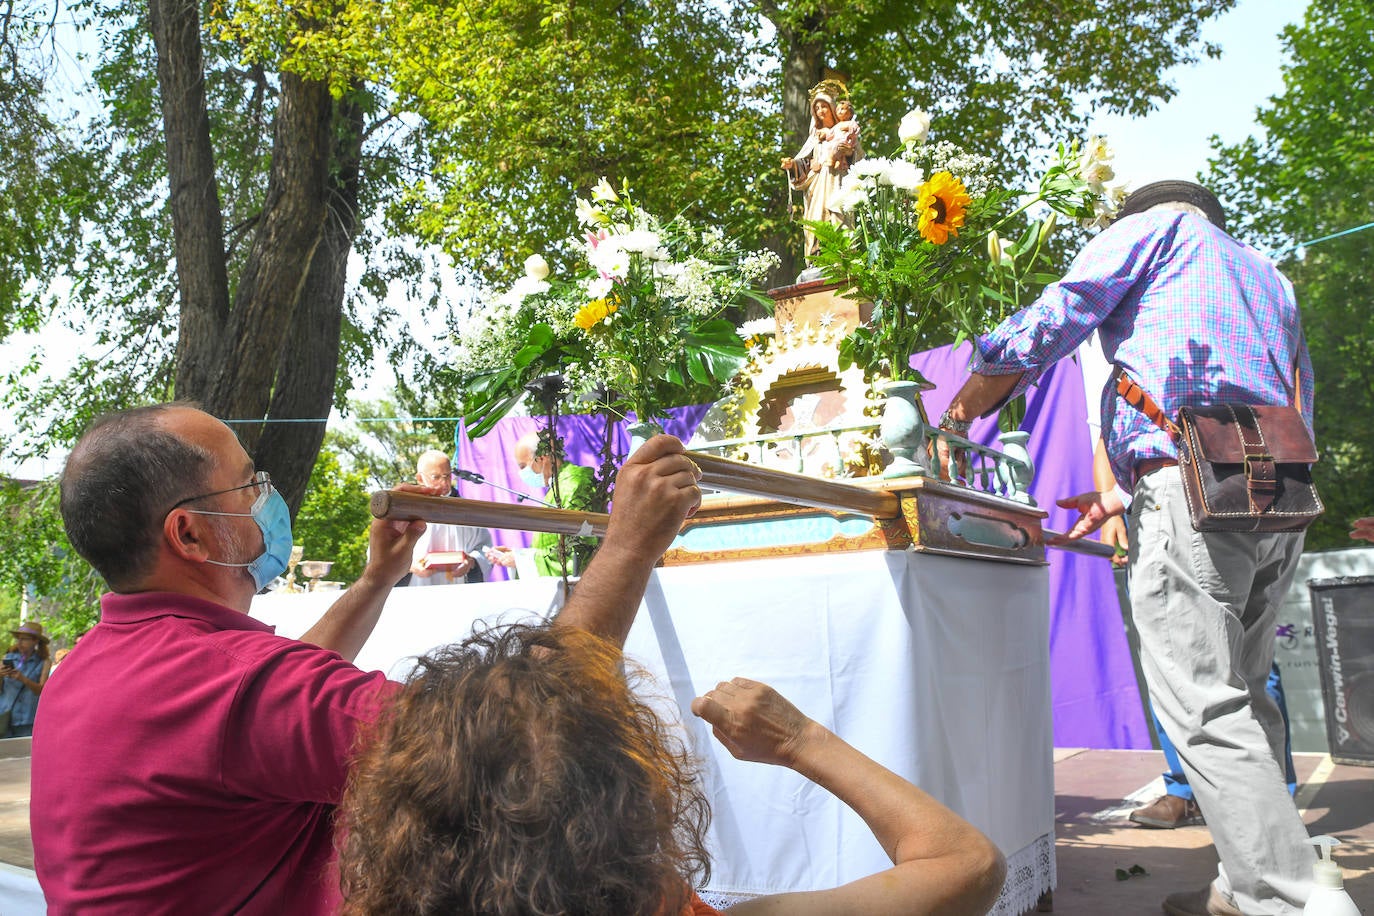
left=781, top=33, right=824, bottom=159
left=151, top=0, right=343, bottom=513
left=203, top=71, right=332, bottom=449
left=255, top=92, right=365, bottom=515
left=774, top=24, right=826, bottom=287
left=148, top=0, right=230, bottom=397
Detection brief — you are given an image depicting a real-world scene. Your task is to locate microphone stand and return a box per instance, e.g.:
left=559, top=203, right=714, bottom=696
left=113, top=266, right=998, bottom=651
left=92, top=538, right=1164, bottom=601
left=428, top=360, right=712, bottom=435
left=454, top=469, right=555, bottom=508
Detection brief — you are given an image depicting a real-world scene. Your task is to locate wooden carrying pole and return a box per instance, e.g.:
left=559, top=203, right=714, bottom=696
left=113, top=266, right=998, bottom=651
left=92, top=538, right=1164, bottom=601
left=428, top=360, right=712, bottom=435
left=369, top=456, right=1113, bottom=559
left=370, top=491, right=610, bottom=538
left=370, top=453, right=902, bottom=534
left=688, top=452, right=902, bottom=518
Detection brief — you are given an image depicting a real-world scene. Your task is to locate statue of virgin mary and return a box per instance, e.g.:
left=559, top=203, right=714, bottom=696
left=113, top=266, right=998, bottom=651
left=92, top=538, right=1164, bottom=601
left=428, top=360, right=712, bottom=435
left=780, top=79, right=863, bottom=267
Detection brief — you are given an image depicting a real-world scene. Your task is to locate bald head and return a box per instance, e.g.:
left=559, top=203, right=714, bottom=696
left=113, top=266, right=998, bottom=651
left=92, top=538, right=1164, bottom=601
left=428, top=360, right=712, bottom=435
left=415, top=450, right=453, bottom=490
left=61, top=404, right=222, bottom=590
left=513, top=432, right=551, bottom=484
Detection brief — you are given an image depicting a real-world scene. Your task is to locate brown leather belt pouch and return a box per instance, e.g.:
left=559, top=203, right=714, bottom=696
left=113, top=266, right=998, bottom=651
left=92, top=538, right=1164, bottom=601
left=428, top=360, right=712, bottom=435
left=1175, top=403, right=1323, bottom=532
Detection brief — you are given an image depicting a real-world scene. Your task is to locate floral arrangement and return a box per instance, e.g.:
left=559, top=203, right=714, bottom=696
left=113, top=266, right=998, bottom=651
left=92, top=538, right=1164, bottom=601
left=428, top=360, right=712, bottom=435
left=808, top=110, right=1124, bottom=389
left=453, top=179, right=779, bottom=435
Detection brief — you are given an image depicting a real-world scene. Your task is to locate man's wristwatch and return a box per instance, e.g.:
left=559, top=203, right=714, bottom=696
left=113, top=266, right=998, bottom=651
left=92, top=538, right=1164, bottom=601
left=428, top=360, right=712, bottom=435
left=937, top=409, right=973, bottom=434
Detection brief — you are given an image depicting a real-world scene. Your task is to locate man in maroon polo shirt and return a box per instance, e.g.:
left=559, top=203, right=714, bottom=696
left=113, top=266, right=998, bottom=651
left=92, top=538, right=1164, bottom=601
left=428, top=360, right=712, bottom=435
left=33, top=403, right=702, bottom=914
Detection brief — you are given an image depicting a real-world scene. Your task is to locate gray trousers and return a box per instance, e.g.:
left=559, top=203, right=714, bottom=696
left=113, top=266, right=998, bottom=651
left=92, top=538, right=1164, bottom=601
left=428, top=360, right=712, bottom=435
left=1127, top=468, right=1314, bottom=914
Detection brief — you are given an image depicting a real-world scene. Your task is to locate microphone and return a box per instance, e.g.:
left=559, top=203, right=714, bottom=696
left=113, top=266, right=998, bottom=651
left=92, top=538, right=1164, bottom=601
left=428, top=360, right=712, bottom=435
left=454, top=467, right=555, bottom=508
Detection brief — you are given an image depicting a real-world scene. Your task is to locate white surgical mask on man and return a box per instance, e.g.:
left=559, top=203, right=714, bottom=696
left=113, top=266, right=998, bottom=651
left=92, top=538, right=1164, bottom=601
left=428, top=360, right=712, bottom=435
left=519, top=465, right=545, bottom=491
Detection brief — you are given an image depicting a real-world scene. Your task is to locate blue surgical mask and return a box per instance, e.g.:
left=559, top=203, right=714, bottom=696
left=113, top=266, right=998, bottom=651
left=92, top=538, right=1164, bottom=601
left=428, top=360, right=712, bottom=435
left=519, top=466, right=546, bottom=491
left=194, top=487, right=295, bottom=590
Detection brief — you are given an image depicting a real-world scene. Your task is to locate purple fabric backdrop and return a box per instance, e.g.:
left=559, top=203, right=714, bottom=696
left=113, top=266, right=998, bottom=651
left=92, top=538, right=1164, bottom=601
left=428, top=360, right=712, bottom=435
left=452, top=357, right=1150, bottom=749
left=452, top=408, right=711, bottom=580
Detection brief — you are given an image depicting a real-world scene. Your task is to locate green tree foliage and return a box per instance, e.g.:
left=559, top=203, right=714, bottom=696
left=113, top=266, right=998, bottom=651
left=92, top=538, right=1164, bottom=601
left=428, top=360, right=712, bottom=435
left=764, top=0, right=1232, bottom=160
left=224, top=0, right=779, bottom=284
left=2, top=0, right=1236, bottom=466
left=0, top=481, right=103, bottom=641
left=230, top=0, right=1234, bottom=292
left=329, top=396, right=454, bottom=491
left=293, top=405, right=457, bottom=584
left=0, top=0, right=1241, bottom=627
left=0, top=5, right=95, bottom=337
left=1208, top=0, right=1374, bottom=550
left=1, top=0, right=443, bottom=505
left=292, top=445, right=373, bottom=584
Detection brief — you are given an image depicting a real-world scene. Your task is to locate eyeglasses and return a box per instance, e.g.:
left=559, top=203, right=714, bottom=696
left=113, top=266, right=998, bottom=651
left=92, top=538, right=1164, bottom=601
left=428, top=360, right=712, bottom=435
left=420, top=472, right=452, bottom=484
left=170, top=470, right=272, bottom=511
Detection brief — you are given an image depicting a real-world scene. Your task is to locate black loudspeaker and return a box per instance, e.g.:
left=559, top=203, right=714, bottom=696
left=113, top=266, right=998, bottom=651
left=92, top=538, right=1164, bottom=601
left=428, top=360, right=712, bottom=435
left=1308, top=576, right=1374, bottom=766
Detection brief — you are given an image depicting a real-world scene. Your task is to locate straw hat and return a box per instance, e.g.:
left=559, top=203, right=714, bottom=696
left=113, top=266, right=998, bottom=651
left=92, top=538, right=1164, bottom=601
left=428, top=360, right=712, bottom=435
left=10, top=621, right=49, bottom=644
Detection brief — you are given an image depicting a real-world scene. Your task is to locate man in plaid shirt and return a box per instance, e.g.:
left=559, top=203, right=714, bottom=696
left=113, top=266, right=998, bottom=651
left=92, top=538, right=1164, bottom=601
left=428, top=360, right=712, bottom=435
left=941, top=181, right=1315, bottom=916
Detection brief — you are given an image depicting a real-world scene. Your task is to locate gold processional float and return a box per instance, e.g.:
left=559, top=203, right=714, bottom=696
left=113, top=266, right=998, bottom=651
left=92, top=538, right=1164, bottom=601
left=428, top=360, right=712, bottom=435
left=371, top=282, right=1112, bottom=568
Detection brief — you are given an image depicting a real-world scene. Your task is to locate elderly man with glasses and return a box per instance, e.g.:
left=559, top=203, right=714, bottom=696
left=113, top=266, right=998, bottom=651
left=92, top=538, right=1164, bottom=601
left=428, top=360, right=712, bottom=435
left=32, top=402, right=702, bottom=914
left=407, top=448, right=494, bottom=585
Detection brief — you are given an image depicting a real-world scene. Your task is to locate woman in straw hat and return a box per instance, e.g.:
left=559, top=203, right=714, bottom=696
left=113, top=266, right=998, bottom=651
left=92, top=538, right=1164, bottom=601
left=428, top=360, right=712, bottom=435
left=2, top=621, right=53, bottom=738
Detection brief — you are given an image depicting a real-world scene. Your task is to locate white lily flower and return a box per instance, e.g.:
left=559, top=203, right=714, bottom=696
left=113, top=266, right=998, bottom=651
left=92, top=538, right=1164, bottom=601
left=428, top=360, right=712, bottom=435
left=986, top=231, right=1014, bottom=265
left=1081, top=198, right=1115, bottom=231
left=1077, top=136, right=1116, bottom=187
left=592, top=177, right=618, bottom=203
left=1079, top=159, right=1115, bottom=189
left=523, top=254, right=550, bottom=281
left=898, top=108, right=931, bottom=145
left=1105, top=183, right=1128, bottom=212
left=576, top=197, right=604, bottom=226
left=1079, top=135, right=1113, bottom=165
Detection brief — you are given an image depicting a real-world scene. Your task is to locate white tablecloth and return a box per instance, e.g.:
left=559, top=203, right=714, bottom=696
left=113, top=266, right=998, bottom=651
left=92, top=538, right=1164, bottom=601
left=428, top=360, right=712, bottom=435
left=255, top=549, right=1055, bottom=914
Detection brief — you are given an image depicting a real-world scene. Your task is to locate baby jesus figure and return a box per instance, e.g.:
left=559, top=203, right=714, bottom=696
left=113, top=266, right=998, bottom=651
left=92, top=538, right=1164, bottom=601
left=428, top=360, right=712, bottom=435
left=817, top=99, right=861, bottom=173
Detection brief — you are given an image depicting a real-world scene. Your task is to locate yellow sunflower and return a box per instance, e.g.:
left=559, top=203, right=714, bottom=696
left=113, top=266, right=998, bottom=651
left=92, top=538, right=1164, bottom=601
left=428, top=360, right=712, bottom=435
left=573, top=298, right=618, bottom=331
left=915, top=171, right=972, bottom=245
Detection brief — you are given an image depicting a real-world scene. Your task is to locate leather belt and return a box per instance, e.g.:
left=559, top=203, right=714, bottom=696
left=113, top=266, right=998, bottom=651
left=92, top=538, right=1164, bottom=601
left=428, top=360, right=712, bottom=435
left=1135, top=457, right=1178, bottom=479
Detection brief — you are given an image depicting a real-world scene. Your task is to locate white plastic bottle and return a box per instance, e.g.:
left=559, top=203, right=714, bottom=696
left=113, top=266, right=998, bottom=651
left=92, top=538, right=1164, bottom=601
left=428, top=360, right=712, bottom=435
left=1304, top=836, right=1363, bottom=915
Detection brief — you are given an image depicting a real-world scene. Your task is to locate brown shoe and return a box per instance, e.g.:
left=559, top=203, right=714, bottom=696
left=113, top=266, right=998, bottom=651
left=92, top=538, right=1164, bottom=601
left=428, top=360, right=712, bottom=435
left=1129, top=794, right=1205, bottom=828
left=1161, top=885, right=1243, bottom=916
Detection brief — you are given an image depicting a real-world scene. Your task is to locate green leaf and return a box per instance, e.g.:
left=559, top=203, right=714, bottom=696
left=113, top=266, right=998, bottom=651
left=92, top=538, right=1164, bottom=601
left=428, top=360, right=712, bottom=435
left=512, top=324, right=557, bottom=369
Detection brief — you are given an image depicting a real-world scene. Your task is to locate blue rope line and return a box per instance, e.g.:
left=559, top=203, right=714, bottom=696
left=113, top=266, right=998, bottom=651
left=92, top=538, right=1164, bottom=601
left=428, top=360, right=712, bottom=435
left=1270, top=219, right=1374, bottom=260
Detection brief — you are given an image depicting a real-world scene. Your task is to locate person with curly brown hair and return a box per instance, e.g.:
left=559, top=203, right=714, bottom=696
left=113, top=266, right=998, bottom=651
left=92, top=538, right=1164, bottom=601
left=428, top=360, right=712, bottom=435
left=339, top=623, right=1006, bottom=916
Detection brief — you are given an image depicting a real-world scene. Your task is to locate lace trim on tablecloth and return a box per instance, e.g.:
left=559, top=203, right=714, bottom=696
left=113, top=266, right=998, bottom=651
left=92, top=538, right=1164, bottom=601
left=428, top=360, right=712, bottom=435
left=697, top=831, right=1055, bottom=915
left=990, top=832, right=1056, bottom=916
